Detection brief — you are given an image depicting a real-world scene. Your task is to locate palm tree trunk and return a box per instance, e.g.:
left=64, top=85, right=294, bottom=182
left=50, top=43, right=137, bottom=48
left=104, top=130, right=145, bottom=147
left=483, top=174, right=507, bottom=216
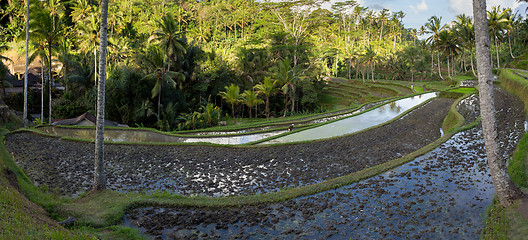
left=470, top=46, right=477, bottom=77
left=48, top=46, right=53, bottom=124
left=231, top=103, right=235, bottom=118
left=265, top=96, right=269, bottom=120
left=437, top=52, right=444, bottom=80
left=94, top=0, right=110, bottom=191
left=473, top=0, right=525, bottom=207
left=447, top=56, right=451, bottom=78
left=23, top=0, right=29, bottom=128
left=157, top=87, right=162, bottom=120
left=495, top=36, right=500, bottom=68
left=508, top=33, right=515, bottom=59
left=41, top=62, right=44, bottom=122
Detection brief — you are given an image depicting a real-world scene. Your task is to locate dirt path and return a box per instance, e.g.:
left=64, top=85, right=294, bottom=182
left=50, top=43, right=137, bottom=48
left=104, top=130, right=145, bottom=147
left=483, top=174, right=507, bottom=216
left=6, top=98, right=453, bottom=197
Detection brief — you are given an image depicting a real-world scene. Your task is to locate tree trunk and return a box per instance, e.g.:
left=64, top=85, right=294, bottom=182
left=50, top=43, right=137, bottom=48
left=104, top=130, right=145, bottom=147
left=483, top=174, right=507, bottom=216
left=157, top=85, right=162, bottom=120
left=265, top=96, right=269, bottom=120
left=94, top=0, right=110, bottom=191
left=473, top=0, right=525, bottom=207
left=231, top=103, right=235, bottom=118
left=290, top=86, right=295, bottom=114
left=48, top=45, right=53, bottom=125
left=41, top=62, right=44, bottom=122
left=495, top=36, right=500, bottom=69
left=447, top=56, right=451, bottom=78
left=508, top=33, right=515, bottom=59
left=470, top=46, right=477, bottom=78
left=437, top=52, right=443, bottom=80
left=23, top=0, right=29, bottom=128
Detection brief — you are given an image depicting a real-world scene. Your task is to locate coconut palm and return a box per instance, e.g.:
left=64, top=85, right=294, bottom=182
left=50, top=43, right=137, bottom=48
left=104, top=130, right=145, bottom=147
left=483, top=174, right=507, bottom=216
left=362, top=45, right=377, bottom=83
left=241, top=89, right=264, bottom=118
left=425, top=16, right=445, bottom=78
left=436, top=29, right=460, bottom=78
left=70, top=0, right=93, bottom=22
left=274, top=57, right=299, bottom=116
left=219, top=83, right=241, bottom=118
left=487, top=6, right=510, bottom=68
left=255, top=77, right=279, bottom=119
left=454, top=14, right=476, bottom=77
left=140, top=45, right=185, bottom=119
left=473, top=0, right=524, bottom=207
left=150, top=12, right=187, bottom=72
left=30, top=3, right=66, bottom=124
left=94, top=0, right=109, bottom=191
left=77, top=13, right=100, bottom=85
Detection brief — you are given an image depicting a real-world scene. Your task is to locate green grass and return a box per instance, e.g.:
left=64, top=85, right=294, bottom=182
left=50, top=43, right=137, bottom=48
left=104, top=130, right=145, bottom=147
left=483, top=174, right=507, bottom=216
left=509, top=131, right=528, bottom=189
left=412, top=86, right=424, bottom=93
left=449, top=87, right=476, bottom=94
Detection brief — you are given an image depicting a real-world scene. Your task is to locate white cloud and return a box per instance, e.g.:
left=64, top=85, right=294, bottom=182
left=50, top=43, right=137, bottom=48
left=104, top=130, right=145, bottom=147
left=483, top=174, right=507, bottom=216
left=448, top=0, right=521, bottom=15
left=409, top=0, right=428, bottom=14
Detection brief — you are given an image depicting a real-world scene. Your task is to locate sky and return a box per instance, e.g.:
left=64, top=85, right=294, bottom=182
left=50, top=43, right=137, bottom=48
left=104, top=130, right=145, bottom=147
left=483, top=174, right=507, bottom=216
left=336, top=0, right=528, bottom=31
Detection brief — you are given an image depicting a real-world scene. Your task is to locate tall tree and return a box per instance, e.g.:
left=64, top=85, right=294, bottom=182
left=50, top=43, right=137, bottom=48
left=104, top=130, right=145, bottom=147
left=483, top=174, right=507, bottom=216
left=23, top=0, right=29, bottom=127
left=30, top=1, right=65, bottom=124
left=241, top=89, right=263, bottom=118
left=219, top=83, right=241, bottom=118
left=94, top=0, right=109, bottom=191
left=255, top=77, right=279, bottom=119
left=473, top=0, right=525, bottom=207
left=140, top=45, right=184, bottom=119
left=487, top=6, right=510, bottom=69
left=150, top=12, right=187, bottom=72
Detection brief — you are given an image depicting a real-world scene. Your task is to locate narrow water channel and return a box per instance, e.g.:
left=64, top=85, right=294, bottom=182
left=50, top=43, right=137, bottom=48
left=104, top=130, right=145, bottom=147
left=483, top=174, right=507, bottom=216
left=263, top=92, right=438, bottom=144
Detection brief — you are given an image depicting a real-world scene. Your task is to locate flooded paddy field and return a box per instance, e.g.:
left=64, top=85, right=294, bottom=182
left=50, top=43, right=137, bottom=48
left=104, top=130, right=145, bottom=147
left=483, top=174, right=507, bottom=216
left=123, top=89, right=526, bottom=239
left=5, top=98, right=453, bottom=198
left=125, top=126, right=522, bottom=239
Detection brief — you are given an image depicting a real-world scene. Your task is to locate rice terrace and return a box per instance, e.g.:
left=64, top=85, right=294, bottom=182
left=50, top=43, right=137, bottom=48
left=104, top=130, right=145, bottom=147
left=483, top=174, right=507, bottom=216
left=1, top=0, right=528, bottom=239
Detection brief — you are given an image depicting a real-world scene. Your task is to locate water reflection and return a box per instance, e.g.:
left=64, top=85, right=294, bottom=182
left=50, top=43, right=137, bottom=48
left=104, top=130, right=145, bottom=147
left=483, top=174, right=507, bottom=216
left=39, top=126, right=286, bottom=145
left=263, top=92, right=438, bottom=144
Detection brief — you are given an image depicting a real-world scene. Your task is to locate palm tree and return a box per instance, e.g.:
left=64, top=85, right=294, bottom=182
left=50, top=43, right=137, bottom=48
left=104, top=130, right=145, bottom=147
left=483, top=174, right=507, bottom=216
left=473, top=0, right=524, bottom=207
left=454, top=14, right=477, bottom=77
left=28, top=40, right=49, bottom=122
left=30, top=3, right=65, bottom=124
left=362, top=45, right=377, bottom=83
left=437, top=29, right=460, bottom=78
left=255, top=77, right=279, bottom=119
left=70, top=0, right=93, bottom=22
left=377, top=8, right=390, bottom=41
left=77, top=13, right=99, bottom=85
left=274, top=57, right=299, bottom=116
left=219, top=83, right=241, bottom=118
left=241, top=89, right=263, bottom=118
left=150, top=12, right=187, bottom=72
left=140, top=45, right=185, bottom=119
left=487, top=6, right=510, bottom=68
left=425, top=16, right=445, bottom=78
left=94, top=0, right=109, bottom=191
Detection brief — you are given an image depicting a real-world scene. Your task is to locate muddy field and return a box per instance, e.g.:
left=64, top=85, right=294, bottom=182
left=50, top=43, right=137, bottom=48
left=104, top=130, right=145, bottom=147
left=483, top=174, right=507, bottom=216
left=123, top=89, right=526, bottom=239
left=6, top=98, right=453, bottom=197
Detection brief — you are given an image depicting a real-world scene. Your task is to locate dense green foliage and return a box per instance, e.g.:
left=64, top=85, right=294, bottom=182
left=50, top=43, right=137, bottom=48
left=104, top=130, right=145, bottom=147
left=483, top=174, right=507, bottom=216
left=1, top=0, right=527, bottom=131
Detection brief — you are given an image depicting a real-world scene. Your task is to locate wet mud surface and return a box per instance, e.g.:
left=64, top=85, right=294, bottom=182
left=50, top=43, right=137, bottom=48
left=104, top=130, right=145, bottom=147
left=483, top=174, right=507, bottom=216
left=124, top=89, right=526, bottom=239
left=6, top=98, right=453, bottom=197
